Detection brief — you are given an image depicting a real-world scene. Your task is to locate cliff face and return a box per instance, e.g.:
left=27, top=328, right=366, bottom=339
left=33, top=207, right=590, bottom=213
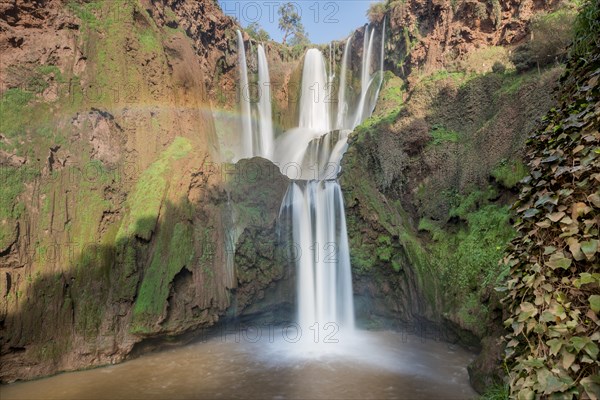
left=378, top=0, right=561, bottom=78
left=340, top=0, right=561, bottom=327
left=339, top=0, right=582, bottom=394
left=0, top=0, right=291, bottom=382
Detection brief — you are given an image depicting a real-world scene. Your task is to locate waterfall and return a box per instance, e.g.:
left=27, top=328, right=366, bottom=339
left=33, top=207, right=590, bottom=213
left=360, top=25, right=370, bottom=94
left=336, top=35, right=353, bottom=130
left=380, top=17, right=387, bottom=74
left=299, top=49, right=331, bottom=132
left=257, top=44, right=274, bottom=159
left=277, top=48, right=357, bottom=342
left=280, top=180, right=355, bottom=332
left=353, top=27, right=376, bottom=128
left=234, top=24, right=387, bottom=348
left=369, top=16, right=387, bottom=119
left=236, top=30, right=253, bottom=159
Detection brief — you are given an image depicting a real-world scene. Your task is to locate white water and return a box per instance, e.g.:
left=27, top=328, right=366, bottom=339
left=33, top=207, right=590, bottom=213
left=236, top=30, right=253, bottom=159
left=235, top=33, right=275, bottom=160
left=299, top=49, right=331, bottom=132
left=281, top=180, right=355, bottom=332
left=235, top=24, right=386, bottom=351
left=257, top=44, right=274, bottom=159
left=353, top=27, right=376, bottom=128
left=336, top=35, right=353, bottom=130
left=279, top=48, right=357, bottom=343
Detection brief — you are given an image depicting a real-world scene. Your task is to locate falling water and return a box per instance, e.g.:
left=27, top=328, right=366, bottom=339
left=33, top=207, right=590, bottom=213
left=353, top=27, right=376, bottom=128
left=237, top=24, right=386, bottom=348
left=236, top=30, right=253, bottom=158
left=278, top=48, right=357, bottom=344
left=257, top=44, right=274, bottom=159
left=380, top=17, right=387, bottom=74
left=371, top=17, right=387, bottom=115
left=299, top=49, right=331, bottom=132
left=281, top=180, right=354, bottom=332
left=361, top=27, right=374, bottom=100
left=336, top=34, right=353, bottom=130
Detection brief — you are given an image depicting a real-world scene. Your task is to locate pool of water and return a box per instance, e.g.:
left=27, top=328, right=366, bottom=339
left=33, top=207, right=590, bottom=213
left=1, top=330, right=477, bottom=399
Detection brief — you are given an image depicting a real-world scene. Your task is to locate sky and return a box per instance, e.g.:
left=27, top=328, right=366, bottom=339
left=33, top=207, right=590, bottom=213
left=217, top=1, right=379, bottom=44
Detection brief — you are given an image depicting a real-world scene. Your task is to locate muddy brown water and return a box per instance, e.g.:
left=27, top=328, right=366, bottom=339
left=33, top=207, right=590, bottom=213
left=1, top=330, right=477, bottom=399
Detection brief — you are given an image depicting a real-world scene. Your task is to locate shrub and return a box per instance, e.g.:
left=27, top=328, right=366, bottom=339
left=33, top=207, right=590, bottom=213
left=570, top=0, right=600, bottom=60
left=367, top=1, right=387, bottom=23
left=511, top=8, right=576, bottom=72
left=246, top=22, right=270, bottom=42
left=492, top=61, right=506, bottom=74
left=510, top=44, right=536, bottom=73
left=429, top=124, right=459, bottom=146
left=528, top=9, right=576, bottom=65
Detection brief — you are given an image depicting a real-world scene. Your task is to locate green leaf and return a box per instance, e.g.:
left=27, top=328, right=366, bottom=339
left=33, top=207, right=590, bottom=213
left=523, top=208, right=540, bottom=218
left=544, top=246, right=557, bottom=255
left=550, top=303, right=567, bottom=320
left=540, top=310, right=556, bottom=323
left=570, top=336, right=590, bottom=352
left=517, top=388, right=534, bottom=400
left=535, top=194, right=553, bottom=207
left=580, top=239, right=598, bottom=259
left=561, top=348, right=576, bottom=369
left=547, top=338, right=563, bottom=356
left=540, top=372, right=570, bottom=395
left=522, top=358, right=545, bottom=368
left=584, top=342, right=599, bottom=359
left=519, top=302, right=538, bottom=321
left=567, top=238, right=585, bottom=261
left=587, top=193, right=600, bottom=208
left=548, top=211, right=565, bottom=222
left=590, top=295, right=600, bottom=313
left=546, top=252, right=572, bottom=270
left=578, top=272, right=596, bottom=286
left=580, top=376, right=600, bottom=400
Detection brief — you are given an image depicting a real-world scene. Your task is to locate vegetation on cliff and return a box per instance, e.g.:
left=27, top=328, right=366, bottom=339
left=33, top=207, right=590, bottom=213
left=341, top=1, right=595, bottom=397
left=501, top=1, right=600, bottom=397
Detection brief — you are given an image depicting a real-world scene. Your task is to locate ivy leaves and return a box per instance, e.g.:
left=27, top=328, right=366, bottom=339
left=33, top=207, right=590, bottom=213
left=500, top=52, right=600, bottom=398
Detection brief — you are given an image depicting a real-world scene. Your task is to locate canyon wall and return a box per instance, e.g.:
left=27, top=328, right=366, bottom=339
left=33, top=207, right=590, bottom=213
left=0, top=0, right=292, bottom=382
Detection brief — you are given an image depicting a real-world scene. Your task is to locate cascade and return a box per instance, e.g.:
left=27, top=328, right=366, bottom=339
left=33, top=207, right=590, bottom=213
left=336, top=35, right=353, bottom=130
left=280, top=180, right=354, bottom=332
left=236, top=24, right=386, bottom=347
left=279, top=48, right=356, bottom=341
left=369, top=16, right=387, bottom=118
left=257, top=44, right=274, bottom=159
left=299, top=49, right=331, bottom=133
left=236, top=30, right=253, bottom=159
left=353, top=26, right=376, bottom=128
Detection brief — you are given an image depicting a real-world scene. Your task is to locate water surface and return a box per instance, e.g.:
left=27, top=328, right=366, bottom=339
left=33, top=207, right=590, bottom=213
left=1, top=330, right=477, bottom=399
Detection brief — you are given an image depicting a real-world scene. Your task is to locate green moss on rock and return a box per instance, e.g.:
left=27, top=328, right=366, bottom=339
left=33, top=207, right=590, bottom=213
left=117, top=137, right=192, bottom=242
left=131, top=221, right=195, bottom=333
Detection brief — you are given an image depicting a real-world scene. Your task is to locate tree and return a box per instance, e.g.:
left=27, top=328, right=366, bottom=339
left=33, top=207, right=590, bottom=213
left=278, top=2, right=306, bottom=45
left=246, top=22, right=271, bottom=42
left=288, top=23, right=310, bottom=46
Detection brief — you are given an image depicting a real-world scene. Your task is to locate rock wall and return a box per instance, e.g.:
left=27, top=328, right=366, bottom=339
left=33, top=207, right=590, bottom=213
left=0, top=0, right=290, bottom=383
left=377, top=0, right=561, bottom=78
left=340, top=42, right=562, bottom=341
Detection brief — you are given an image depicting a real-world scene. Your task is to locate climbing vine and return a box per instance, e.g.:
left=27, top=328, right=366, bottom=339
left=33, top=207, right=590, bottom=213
left=500, top=8, right=600, bottom=395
